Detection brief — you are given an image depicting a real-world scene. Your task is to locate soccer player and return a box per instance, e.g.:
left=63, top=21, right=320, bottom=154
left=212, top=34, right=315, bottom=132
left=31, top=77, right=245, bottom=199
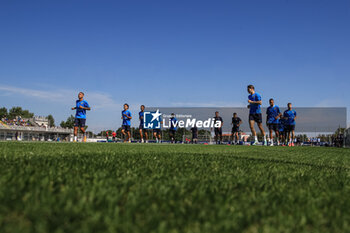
left=139, top=105, right=148, bottom=143
left=283, top=103, right=297, bottom=147
left=213, top=111, right=223, bottom=144
left=266, top=98, right=281, bottom=146
left=71, top=92, right=91, bottom=142
left=169, top=113, right=178, bottom=143
left=247, top=85, right=266, bottom=145
left=231, top=113, right=242, bottom=145
left=121, top=103, right=132, bottom=143
left=112, top=131, right=116, bottom=142
left=191, top=126, right=198, bottom=144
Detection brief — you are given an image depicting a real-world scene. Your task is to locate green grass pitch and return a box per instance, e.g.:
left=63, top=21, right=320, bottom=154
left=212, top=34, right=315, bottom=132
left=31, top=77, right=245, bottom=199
left=1, top=142, right=350, bottom=233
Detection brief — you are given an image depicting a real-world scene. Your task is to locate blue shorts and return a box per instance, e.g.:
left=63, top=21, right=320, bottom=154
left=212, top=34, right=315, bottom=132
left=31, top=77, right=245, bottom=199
left=122, top=125, right=131, bottom=132
left=249, top=113, right=262, bottom=123
left=285, top=125, right=295, bottom=132
left=267, top=123, right=278, bottom=131
left=74, top=118, right=86, bottom=127
left=153, top=129, right=161, bottom=134
left=139, top=123, right=146, bottom=130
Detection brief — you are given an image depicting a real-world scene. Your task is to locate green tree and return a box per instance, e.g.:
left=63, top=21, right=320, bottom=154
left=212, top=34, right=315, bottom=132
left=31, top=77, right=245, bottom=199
left=8, top=107, right=34, bottom=119
left=47, top=114, right=55, bottom=127
left=0, top=107, right=7, bottom=119
left=60, top=115, right=75, bottom=129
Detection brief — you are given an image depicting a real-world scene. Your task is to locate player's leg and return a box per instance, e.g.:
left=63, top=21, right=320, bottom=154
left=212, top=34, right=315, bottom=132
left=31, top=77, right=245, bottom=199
left=73, top=126, right=78, bottom=142
left=275, top=127, right=280, bottom=145
left=73, top=118, right=80, bottom=142
left=291, top=127, right=295, bottom=146
left=169, top=130, right=174, bottom=143
left=144, top=131, right=148, bottom=142
left=214, top=129, right=218, bottom=144
left=80, top=127, right=87, bottom=142
left=121, top=127, right=126, bottom=142
left=249, top=119, right=258, bottom=145
left=127, top=131, right=131, bottom=142
left=158, top=132, right=161, bottom=142
left=153, top=131, right=158, bottom=142
left=249, top=120, right=256, bottom=136
left=139, top=129, right=143, bottom=142
left=289, top=128, right=292, bottom=146
left=257, top=123, right=266, bottom=145
left=269, top=124, right=274, bottom=145
left=127, top=126, right=131, bottom=142
left=219, top=129, right=223, bottom=144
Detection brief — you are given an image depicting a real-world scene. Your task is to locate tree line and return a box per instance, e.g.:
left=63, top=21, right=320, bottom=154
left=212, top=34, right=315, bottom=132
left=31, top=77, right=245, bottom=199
left=0, top=106, right=55, bottom=127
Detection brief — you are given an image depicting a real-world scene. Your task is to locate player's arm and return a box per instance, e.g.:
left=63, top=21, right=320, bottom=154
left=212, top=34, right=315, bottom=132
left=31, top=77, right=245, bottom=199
left=79, top=106, right=91, bottom=110
left=248, top=95, right=262, bottom=105
left=79, top=102, right=91, bottom=110
left=71, top=107, right=76, bottom=110
left=248, top=100, right=262, bottom=105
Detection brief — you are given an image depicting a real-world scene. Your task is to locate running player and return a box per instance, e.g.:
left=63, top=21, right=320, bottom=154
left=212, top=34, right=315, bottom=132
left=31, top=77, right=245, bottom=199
left=231, top=113, right=242, bottom=145
left=283, top=103, right=297, bottom=147
left=121, top=103, right=132, bottom=143
left=191, top=126, right=198, bottom=144
left=266, top=98, right=281, bottom=146
left=112, top=131, right=116, bottom=142
left=169, top=113, right=178, bottom=143
left=139, top=105, right=148, bottom=143
left=71, top=92, right=91, bottom=142
left=247, top=85, right=267, bottom=145
left=213, top=111, right=223, bottom=144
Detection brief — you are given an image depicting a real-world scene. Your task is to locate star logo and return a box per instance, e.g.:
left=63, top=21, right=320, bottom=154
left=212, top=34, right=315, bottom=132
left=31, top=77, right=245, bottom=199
left=151, top=109, right=161, bottom=122
left=143, top=109, right=162, bottom=129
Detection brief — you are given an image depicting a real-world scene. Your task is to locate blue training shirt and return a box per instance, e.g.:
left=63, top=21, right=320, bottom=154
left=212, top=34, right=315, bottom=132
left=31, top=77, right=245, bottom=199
left=75, top=100, right=90, bottom=119
left=283, top=109, right=297, bottom=125
left=139, top=111, right=144, bottom=125
left=122, top=110, right=132, bottom=126
left=248, top=93, right=262, bottom=114
left=170, top=117, right=178, bottom=130
left=266, top=105, right=281, bottom=124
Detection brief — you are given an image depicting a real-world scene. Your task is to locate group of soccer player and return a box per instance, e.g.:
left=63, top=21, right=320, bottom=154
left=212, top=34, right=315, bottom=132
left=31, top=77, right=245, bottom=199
left=246, top=84, right=297, bottom=146
left=71, top=84, right=297, bottom=146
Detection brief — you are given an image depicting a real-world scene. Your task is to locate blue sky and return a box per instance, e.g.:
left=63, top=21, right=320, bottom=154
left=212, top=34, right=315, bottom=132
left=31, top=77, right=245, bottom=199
left=0, top=0, right=349, bottom=132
